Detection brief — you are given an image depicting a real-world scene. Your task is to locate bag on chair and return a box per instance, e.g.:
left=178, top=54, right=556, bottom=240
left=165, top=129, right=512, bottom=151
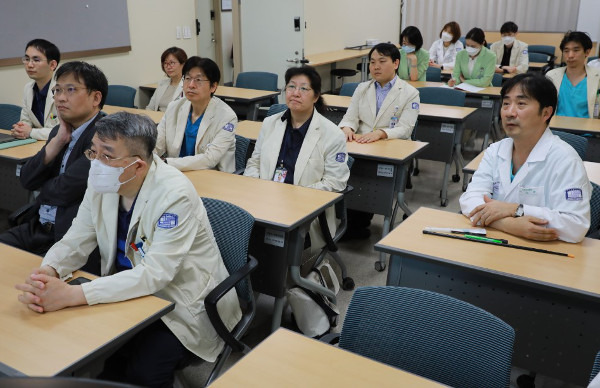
left=286, top=260, right=340, bottom=337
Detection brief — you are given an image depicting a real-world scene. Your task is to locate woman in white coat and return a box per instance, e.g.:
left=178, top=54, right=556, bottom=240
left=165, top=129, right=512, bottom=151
left=155, top=56, right=237, bottom=172
left=244, top=66, right=350, bottom=250
left=429, top=21, right=463, bottom=70
left=146, top=47, right=187, bottom=112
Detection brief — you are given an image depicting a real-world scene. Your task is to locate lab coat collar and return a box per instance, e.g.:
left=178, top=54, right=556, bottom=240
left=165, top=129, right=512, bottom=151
left=293, top=108, right=322, bottom=184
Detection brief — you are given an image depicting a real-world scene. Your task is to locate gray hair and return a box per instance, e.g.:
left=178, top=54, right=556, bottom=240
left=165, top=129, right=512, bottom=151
left=95, top=112, right=157, bottom=161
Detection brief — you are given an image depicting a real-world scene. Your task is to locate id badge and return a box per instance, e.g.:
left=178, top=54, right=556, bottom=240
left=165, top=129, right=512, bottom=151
left=273, top=166, right=287, bottom=183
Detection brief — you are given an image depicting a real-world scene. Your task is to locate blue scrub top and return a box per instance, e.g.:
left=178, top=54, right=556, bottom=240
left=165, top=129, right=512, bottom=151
left=180, top=111, right=204, bottom=157
left=557, top=73, right=589, bottom=118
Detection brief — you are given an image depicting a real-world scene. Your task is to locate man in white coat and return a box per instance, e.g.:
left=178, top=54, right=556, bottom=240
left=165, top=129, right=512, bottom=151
left=491, top=21, right=529, bottom=75
left=15, top=112, right=241, bottom=387
left=460, top=73, right=591, bottom=243
left=12, top=39, right=60, bottom=140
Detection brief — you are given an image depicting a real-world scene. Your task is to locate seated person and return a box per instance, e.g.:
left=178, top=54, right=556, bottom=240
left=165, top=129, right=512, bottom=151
left=491, top=21, right=529, bottom=75
left=15, top=112, right=242, bottom=387
left=244, top=66, right=349, bottom=250
left=398, top=26, right=429, bottom=81
left=546, top=31, right=600, bottom=118
left=460, top=73, right=591, bottom=243
left=146, top=46, right=187, bottom=112
left=339, top=43, right=420, bottom=144
left=449, top=27, right=496, bottom=88
left=428, top=21, right=464, bottom=70
left=0, top=61, right=107, bottom=263
left=155, top=56, right=237, bottom=172
left=12, top=39, right=61, bottom=140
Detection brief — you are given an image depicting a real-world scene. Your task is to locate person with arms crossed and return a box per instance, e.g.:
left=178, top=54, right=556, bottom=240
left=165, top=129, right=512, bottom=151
left=155, top=56, right=237, bottom=172
left=491, top=21, right=529, bottom=75
left=15, top=112, right=242, bottom=387
left=546, top=31, right=600, bottom=118
left=398, top=26, right=429, bottom=81
left=12, top=39, right=61, bottom=140
left=146, top=46, right=187, bottom=112
left=428, top=21, right=463, bottom=71
left=449, top=27, right=496, bottom=88
left=0, top=61, right=108, bottom=268
left=460, top=73, right=591, bottom=243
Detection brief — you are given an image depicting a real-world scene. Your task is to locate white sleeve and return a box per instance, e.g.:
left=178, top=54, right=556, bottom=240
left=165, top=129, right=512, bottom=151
left=460, top=148, right=495, bottom=216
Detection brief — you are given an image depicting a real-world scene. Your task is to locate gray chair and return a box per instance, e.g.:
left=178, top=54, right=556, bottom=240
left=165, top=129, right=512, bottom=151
left=0, top=103, right=22, bottom=129
left=234, top=134, right=251, bottom=174
left=588, top=182, right=600, bottom=239
left=235, top=71, right=279, bottom=106
left=331, top=68, right=358, bottom=93
left=528, top=44, right=556, bottom=57
left=590, top=350, right=600, bottom=384
left=339, top=82, right=359, bottom=97
left=323, top=286, right=515, bottom=388
left=105, top=85, right=136, bottom=108
left=417, top=87, right=466, bottom=107
left=426, top=66, right=442, bottom=82
left=492, top=73, right=503, bottom=87
left=551, top=130, right=588, bottom=159
left=266, top=103, right=287, bottom=117
left=529, top=52, right=552, bottom=63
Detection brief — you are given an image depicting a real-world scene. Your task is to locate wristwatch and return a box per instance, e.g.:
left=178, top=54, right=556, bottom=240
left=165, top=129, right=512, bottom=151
left=514, top=204, right=524, bottom=217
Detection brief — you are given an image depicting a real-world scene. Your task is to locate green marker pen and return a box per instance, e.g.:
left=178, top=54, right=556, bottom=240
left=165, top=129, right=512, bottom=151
left=464, top=234, right=508, bottom=244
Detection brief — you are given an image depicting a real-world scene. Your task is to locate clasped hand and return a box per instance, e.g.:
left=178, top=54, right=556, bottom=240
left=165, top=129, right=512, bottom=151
left=15, top=266, right=83, bottom=313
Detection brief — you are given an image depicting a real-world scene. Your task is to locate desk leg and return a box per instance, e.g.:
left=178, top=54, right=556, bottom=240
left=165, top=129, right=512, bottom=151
left=248, top=103, right=260, bottom=121
left=330, top=63, right=337, bottom=93
left=360, top=56, right=368, bottom=82
left=271, top=297, right=285, bottom=332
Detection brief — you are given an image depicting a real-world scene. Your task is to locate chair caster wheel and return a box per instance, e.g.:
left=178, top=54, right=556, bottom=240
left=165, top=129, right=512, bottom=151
left=452, top=174, right=460, bottom=182
left=402, top=213, right=409, bottom=220
left=342, top=277, right=355, bottom=290
left=413, top=168, right=420, bottom=176
left=441, top=199, right=448, bottom=207
left=374, top=261, right=386, bottom=272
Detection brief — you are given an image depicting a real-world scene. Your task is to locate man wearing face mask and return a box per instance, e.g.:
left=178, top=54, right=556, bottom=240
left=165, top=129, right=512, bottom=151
left=0, top=61, right=107, bottom=272
left=15, top=112, right=242, bottom=387
left=491, top=21, right=529, bottom=75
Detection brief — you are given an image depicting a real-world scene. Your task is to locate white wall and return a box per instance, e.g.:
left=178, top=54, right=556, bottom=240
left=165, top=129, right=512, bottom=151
left=577, top=0, right=600, bottom=56
left=220, top=11, right=234, bottom=84
left=0, top=0, right=198, bottom=107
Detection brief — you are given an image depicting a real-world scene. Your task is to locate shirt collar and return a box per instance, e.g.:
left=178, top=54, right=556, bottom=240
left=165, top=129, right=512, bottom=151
left=375, top=75, right=398, bottom=90
left=71, top=113, right=98, bottom=144
left=282, top=108, right=312, bottom=137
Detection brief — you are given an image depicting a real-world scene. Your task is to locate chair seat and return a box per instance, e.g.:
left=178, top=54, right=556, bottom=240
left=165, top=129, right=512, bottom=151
left=331, top=69, right=358, bottom=77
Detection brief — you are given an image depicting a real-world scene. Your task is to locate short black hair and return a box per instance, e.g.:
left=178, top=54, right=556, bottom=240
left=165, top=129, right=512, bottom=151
left=25, top=39, right=61, bottom=65
left=500, top=22, right=518, bottom=35
left=401, top=26, right=424, bottom=51
left=55, top=61, right=109, bottom=108
left=501, top=73, right=557, bottom=125
left=284, top=66, right=325, bottom=114
left=95, top=112, right=157, bottom=162
left=160, top=46, right=187, bottom=73
left=368, top=43, right=400, bottom=62
left=560, top=31, right=593, bottom=52
left=465, top=27, right=486, bottom=46
left=182, top=56, right=220, bottom=95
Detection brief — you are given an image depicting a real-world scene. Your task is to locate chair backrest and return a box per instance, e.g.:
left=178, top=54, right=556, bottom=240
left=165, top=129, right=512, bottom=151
left=339, top=286, right=515, bottom=388
left=339, top=82, right=359, bottom=97
left=459, top=36, right=466, bottom=47
left=588, top=182, right=600, bottom=238
left=235, top=135, right=251, bottom=171
left=0, top=103, right=22, bottom=129
left=266, top=103, right=287, bottom=117
left=591, top=350, right=600, bottom=383
left=529, top=52, right=551, bottom=63
left=105, top=85, right=136, bottom=108
left=528, top=44, right=555, bottom=57
left=201, top=197, right=255, bottom=303
left=417, top=87, right=465, bottom=107
left=235, top=71, right=278, bottom=92
left=425, top=67, right=442, bottom=82
left=491, top=73, right=503, bottom=87
left=551, top=130, right=588, bottom=160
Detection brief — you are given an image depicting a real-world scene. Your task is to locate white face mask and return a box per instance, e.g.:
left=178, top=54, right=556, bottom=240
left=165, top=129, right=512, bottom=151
left=402, top=45, right=416, bottom=54
left=441, top=32, right=453, bottom=42
left=466, top=46, right=481, bottom=56
left=502, top=36, right=515, bottom=46
left=88, top=159, right=139, bottom=194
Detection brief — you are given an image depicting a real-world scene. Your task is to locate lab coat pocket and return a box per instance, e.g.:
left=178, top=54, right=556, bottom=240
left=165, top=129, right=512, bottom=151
left=518, top=186, right=545, bottom=207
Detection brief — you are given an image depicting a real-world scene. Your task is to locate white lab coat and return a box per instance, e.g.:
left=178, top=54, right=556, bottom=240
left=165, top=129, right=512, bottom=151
left=42, top=155, right=242, bottom=361
left=428, top=39, right=463, bottom=69
left=460, top=128, right=591, bottom=243
left=146, top=78, right=184, bottom=111
left=546, top=64, right=600, bottom=118
left=490, top=39, right=529, bottom=74
left=589, top=372, right=600, bottom=388
left=155, top=96, right=237, bottom=172
left=244, top=109, right=350, bottom=250
left=20, top=79, right=59, bottom=140
left=338, top=77, right=420, bottom=140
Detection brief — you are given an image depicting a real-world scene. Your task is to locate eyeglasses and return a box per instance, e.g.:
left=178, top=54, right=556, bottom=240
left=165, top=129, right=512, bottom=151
left=51, top=86, right=88, bottom=97
left=84, top=149, right=135, bottom=166
left=21, top=56, right=45, bottom=64
left=285, top=85, right=313, bottom=94
left=163, top=60, right=179, bottom=68
left=183, top=76, right=210, bottom=84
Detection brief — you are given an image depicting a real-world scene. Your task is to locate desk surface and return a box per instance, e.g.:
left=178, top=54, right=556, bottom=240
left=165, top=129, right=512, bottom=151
left=0, top=244, right=173, bottom=377
left=0, top=129, right=44, bottom=161
left=184, top=169, right=341, bottom=230
left=529, top=61, right=548, bottom=69
left=408, top=81, right=501, bottom=97
left=346, top=138, right=428, bottom=163
left=376, top=207, right=600, bottom=298
left=550, top=115, right=600, bottom=134
left=102, top=105, right=164, bottom=123
left=236, top=120, right=262, bottom=141
left=211, top=328, right=447, bottom=388
left=215, top=85, right=280, bottom=101
left=307, top=48, right=371, bottom=67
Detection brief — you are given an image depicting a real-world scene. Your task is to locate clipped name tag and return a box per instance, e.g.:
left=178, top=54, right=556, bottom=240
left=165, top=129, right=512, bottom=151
left=440, top=123, right=455, bottom=134
left=481, top=100, right=493, bottom=108
left=264, top=228, right=285, bottom=247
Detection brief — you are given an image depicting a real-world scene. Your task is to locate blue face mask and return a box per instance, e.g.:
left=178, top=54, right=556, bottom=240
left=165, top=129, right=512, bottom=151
left=402, top=45, right=416, bottom=54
